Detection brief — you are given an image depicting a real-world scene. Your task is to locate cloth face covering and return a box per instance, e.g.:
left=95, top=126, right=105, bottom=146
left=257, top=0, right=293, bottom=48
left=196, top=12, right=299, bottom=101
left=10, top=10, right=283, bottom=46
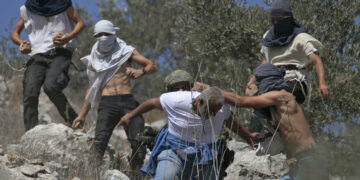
left=263, top=0, right=306, bottom=47
left=25, top=0, right=72, bottom=17
left=255, top=63, right=290, bottom=95
left=97, top=35, right=116, bottom=53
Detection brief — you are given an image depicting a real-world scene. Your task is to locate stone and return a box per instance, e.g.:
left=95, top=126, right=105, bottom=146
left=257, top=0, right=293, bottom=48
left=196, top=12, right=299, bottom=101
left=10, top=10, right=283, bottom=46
left=224, top=140, right=288, bottom=180
left=101, top=169, right=130, bottom=180
left=18, top=123, right=120, bottom=179
left=29, top=158, right=43, bottom=165
left=20, top=163, right=46, bottom=177
left=46, top=161, right=69, bottom=177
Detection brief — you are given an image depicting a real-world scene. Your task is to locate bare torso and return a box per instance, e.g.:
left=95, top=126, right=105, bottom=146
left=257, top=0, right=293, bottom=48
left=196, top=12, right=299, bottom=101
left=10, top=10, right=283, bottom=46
left=102, top=61, right=132, bottom=96
left=269, top=90, right=315, bottom=156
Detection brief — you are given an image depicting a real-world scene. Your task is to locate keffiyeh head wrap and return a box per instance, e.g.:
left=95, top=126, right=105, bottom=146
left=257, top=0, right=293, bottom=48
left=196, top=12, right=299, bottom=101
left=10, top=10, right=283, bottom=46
left=25, top=0, right=72, bottom=17
left=263, top=0, right=306, bottom=47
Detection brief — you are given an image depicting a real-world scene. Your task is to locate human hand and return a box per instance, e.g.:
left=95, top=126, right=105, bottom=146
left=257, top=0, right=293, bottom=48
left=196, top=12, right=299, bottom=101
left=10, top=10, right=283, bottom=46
left=53, top=32, right=71, bottom=45
left=117, top=113, right=132, bottom=128
left=72, top=116, right=85, bottom=130
left=245, top=84, right=258, bottom=96
left=250, top=132, right=260, bottom=143
left=192, top=82, right=210, bottom=92
left=19, top=40, right=31, bottom=54
left=318, top=83, right=329, bottom=100
left=126, top=67, right=144, bottom=79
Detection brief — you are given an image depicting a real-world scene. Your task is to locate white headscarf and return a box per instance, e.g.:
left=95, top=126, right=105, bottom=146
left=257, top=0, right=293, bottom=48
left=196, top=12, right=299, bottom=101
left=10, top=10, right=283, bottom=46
left=81, top=20, right=135, bottom=106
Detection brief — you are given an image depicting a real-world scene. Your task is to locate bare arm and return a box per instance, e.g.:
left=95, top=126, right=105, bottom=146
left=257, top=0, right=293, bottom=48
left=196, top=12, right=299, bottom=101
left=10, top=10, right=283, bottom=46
left=308, top=53, right=329, bottom=99
left=72, top=88, right=91, bottom=130
left=53, top=6, right=85, bottom=45
left=127, top=50, right=158, bottom=79
left=11, top=17, right=24, bottom=45
left=118, top=97, right=162, bottom=127
left=192, top=82, right=280, bottom=108
left=11, top=17, right=32, bottom=54
left=225, top=115, right=259, bottom=147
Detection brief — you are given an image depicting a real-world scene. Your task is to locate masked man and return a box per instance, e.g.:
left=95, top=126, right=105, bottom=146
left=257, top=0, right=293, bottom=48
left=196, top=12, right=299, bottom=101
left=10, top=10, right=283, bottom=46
left=72, top=20, right=157, bottom=169
left=194, top=64, right=329, bottom=180
left=11, top=0, right=84, bottom=130
left=246, top=0, right=329, bottom=142
left=247, top=0, right=328, bottom=103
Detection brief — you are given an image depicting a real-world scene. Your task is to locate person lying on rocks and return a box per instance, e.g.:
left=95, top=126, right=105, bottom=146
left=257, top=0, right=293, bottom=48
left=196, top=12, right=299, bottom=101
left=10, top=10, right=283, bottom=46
left=193, top=63, right=329, bottom=180
left=118, top=86, right=258, bottom=180
left=11, top=0, right=84, bottom=131
left=71, top=20, right=157, bottom=170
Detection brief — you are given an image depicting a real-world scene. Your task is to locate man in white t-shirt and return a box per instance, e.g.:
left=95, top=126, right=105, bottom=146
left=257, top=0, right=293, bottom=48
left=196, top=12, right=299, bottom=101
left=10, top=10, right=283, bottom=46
left=118, top=87, right=258, bottom=179
left=11, top=0, right=84, bottom=131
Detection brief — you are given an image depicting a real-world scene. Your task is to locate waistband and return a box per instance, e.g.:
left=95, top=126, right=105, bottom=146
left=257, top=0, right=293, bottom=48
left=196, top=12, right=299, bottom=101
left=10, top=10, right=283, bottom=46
left=37, top=48, right=72, bottom=58
left=277, top=64, right=299, bottom=70
left=100, top=94, right=134, bottom=100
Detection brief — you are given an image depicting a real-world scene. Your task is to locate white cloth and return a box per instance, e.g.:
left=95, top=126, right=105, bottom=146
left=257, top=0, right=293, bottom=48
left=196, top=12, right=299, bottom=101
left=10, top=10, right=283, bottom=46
left=81, top=38, right=135, bottom=106
left=20, top=5, right=78, bottom=56
left=160, top=91, right=232, bottom=144
left=93, top=20, right=120, bottom=36
left=261, top=32, right=323, bottom=69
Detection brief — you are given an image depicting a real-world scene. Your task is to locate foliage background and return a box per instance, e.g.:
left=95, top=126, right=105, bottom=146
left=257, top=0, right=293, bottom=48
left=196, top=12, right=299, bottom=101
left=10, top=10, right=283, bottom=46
left=0, top=0, right=359, bottom=178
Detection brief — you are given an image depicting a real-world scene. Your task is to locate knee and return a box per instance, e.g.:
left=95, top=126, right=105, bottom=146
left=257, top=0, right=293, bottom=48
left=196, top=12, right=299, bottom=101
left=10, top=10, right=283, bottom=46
left=43, top=82, right=59, bottom=95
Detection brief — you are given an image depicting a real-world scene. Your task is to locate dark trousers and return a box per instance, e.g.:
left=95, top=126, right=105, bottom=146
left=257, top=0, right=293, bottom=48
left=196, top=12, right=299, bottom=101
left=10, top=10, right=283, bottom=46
left=92, top=95, right=146, bottom=169
left=23, top=48, right=77, bottom=131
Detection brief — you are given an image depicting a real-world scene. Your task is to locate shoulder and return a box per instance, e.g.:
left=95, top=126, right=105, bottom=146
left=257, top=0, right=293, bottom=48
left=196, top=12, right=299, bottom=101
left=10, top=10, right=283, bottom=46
left=160, top=91, right=199, bottom=107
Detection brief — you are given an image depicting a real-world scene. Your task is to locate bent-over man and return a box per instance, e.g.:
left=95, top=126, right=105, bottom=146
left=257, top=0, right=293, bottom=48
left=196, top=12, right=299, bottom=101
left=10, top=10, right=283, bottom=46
left=11, top=0, right=84, bottom=130
left=71, top=20, right=157, bottom=169
left=118, top=87, right=258, bottom=180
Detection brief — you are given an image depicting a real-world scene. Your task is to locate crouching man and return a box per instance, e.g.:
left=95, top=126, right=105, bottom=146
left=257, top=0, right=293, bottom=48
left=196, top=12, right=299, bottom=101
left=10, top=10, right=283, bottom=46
left=194, top=64, right=329, bottom=180
left=118, top=87, right=258, bottom=180
left=71, top=20, right=157, bottom=169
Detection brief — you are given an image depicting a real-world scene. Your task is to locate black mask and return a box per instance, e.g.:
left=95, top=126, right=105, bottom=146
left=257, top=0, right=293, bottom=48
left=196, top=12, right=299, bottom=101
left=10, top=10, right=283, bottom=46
left=273, top=18, right=294, bottom=37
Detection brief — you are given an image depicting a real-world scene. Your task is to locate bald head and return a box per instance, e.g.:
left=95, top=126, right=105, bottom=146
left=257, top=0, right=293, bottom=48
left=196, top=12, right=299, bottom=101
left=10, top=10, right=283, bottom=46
left=196, top=87, right=224, bottom=119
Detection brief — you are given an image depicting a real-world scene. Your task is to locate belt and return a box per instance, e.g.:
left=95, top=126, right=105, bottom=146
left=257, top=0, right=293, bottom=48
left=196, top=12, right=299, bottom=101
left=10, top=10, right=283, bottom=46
left=278, top=65, right=298, bottom=70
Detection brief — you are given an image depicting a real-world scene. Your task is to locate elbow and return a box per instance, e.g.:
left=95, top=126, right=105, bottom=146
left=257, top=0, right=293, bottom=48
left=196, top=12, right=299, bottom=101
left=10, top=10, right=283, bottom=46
left=148, top=62, right=158, bottom=74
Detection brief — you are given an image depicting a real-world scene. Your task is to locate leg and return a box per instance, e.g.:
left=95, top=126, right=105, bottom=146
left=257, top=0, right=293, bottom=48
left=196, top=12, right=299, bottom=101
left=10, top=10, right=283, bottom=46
left=124, top=98, right=146, bottom=170
left=43, top=50, right=77, bottom=124
left=91, top=98, right=123, bottom=164
left=286, top=80, right=308, bottom=104
left=23, top=56, right=47, bottom=131
left=198, top=163, right=218, bottom=180
left=152, top=149, right=183, bottom=180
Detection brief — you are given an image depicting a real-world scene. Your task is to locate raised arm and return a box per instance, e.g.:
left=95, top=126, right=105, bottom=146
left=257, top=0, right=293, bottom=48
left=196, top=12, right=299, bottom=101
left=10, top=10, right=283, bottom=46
left=308, top=53, right=329, bottom=99
left=225, top=114, right=259, bottom=147
left=127, top=50, right=158, bottom=79
left=118, top=97, right=162, bottom=127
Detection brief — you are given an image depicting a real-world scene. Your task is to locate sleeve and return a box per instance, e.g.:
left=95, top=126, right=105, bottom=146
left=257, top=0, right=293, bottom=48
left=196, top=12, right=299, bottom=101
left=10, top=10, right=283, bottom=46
left=304, top=42, right=319, bottom=56
left=159, top=93, right=171, bottom=111
left=20, top=6, right=28, bottom=22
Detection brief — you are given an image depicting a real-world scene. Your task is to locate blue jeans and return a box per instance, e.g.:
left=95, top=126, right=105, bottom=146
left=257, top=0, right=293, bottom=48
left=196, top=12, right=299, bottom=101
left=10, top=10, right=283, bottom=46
left=279, top=154, right=329, bottom=180
left=152, top=149, right=217, bottom=180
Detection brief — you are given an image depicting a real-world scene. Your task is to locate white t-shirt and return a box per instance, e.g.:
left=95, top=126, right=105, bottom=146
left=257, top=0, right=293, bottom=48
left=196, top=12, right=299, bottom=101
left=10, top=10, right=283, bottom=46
left=160, top=91, right=232, bottom=144
left=260, top=32, right=323, bottom=69
left=20, top=5, right=78, bottom=56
